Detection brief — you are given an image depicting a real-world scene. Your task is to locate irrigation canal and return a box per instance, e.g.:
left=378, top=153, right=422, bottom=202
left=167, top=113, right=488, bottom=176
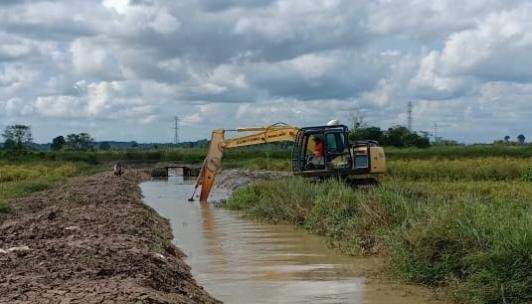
left=141, top=177, right=444, bottom=304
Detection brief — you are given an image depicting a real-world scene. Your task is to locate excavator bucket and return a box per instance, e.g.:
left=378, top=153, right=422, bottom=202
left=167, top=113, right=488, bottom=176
left=196, top=130, right=225, bottom=203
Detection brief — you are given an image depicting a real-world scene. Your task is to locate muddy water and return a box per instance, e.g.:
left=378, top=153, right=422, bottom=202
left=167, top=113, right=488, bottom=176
left=141, top=178, right=443, bottom=304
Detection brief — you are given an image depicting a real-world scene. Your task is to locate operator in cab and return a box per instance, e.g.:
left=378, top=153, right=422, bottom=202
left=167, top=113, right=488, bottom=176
left=308, top=137, right=324, bottom=168
left=314, top=137, right=323, bottom=158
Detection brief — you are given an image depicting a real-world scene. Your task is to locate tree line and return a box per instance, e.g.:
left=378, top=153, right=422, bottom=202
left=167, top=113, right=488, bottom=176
left=1, top=124, right=528, bottom=152
left=0, top=125, right=202, bottom=152
left=1, top=125, right=97, bottom=151
left=350, top=125, right=431, bottom=148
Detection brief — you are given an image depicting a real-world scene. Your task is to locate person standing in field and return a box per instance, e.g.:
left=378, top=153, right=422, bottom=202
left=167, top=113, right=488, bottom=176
left=114, top=161, right=123, bottom=176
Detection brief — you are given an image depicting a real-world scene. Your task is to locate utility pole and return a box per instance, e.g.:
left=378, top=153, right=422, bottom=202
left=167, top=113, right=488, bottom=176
left=173, top=116, right=180, bottom=146
left=407, top=101, right=413, bottom=131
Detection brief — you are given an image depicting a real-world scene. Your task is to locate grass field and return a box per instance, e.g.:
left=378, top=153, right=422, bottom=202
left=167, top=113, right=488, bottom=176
left=0, top=161, right=103, bottom=214
left=225, top=152, right=532, bottom=304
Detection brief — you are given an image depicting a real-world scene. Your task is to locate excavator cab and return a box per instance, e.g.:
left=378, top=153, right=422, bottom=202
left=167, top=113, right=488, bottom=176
left=292, top=125, right=353, bottom=177
left=292, top=125, right=386, bottom=178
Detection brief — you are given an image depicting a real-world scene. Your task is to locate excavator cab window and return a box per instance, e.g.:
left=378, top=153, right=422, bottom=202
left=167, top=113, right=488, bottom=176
left=293, top=125, right=354, bottom=175
left=324, top=131, right=352, bottom=170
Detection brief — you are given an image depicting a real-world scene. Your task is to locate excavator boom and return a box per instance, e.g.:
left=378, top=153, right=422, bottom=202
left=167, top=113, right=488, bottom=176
left=194, top=123, right=299, bottom=202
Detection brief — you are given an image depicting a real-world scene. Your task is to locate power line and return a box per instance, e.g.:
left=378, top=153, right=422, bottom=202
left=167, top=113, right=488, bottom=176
left=407, top=101, right=413, bottom=131
left=173, top=116, right=180, bottom=145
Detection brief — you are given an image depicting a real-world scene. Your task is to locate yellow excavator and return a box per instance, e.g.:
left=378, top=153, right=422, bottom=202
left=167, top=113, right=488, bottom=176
left=191, top=122, right=386, bottom=202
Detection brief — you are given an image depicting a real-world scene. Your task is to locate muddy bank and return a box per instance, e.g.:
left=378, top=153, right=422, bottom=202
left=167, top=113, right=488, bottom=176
left=0, top=172, right=220, bottom=304
left=213, top=169, right=290, bottom=193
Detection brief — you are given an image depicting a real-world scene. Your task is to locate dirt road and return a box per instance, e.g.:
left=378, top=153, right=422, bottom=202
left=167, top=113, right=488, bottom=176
left=0, top=172, right=220, bottom=304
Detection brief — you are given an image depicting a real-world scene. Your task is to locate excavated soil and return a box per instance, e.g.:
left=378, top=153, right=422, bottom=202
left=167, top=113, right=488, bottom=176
left=0, top=172, right=220, bottom=304
left=213, top=169, right=291, bottom=193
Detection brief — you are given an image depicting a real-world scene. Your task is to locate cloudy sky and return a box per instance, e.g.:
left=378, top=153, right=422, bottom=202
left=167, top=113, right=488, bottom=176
left=1, top=0, right=531, bottom=143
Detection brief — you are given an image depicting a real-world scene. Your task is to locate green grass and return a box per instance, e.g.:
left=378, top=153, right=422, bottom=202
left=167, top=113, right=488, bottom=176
left=1, top=143, right=532, bottom=164
left=385, top=144, right=532, bottom=159
left=389, top=198, right=531, bottom=304
left=225, top=155, right=532, bottom=304
left=0, top=161, right=98, bottom=213
left=0, top=146, right=292, bottom=165
left=387, top=158, right=532, bottom=181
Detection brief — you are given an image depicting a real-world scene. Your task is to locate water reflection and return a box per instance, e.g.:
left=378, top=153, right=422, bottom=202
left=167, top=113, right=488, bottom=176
left=199, top=201, right=229, bottom=272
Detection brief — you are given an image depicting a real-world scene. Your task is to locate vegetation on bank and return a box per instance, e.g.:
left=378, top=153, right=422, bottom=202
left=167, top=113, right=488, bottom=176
left=225, top=157, right=532, bottom=304
left=2, top=144, right=532, bottom=167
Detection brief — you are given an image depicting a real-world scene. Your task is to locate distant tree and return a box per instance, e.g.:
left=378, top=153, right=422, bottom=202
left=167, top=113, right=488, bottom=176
left=383, top=126, right=410, bottom=147
left=99, top=142, right=111, bottom=150
left=419, top=130, right=431, bottom=139
left=51, top=136, right=66, bottom=151
left=2, top=125, right=32, bottom=149
left=130, top=141, right=139, bottom=148
left=404, top=132, right=430, bottom=148
left=381, top=125, right=430, bottom=148
left=66, top=133, right=94, bottom=150
left=517, top=134, right=526, bottom=144
left=504, top=135, right=510, bottom=143
left=350, top=126, right=383, bottom=142
left=433, top=139, right=460, bottom=146
left=2, top=138, right=16, bottom=150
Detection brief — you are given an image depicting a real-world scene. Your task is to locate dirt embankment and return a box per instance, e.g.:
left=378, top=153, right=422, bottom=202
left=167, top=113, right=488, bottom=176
left=0, top=172, right=220, bottom=304
left=213, top=169, right=290, bottom=193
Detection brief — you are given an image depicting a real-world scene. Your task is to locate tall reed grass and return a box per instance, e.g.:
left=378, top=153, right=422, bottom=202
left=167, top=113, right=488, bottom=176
left=226, top=170, right=532, bottom=303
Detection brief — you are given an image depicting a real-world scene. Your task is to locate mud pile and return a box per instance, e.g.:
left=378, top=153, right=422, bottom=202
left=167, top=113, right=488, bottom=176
left=213, top=169, right=291, bottom=193
left=0, top=172, right=220, bottom=304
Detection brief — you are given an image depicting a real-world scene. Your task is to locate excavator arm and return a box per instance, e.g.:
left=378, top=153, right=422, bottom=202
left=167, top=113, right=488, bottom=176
left=193, top=123, right=299, bottom=202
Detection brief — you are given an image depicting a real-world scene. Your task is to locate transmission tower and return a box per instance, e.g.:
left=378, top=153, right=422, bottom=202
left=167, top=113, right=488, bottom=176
left=173, top=116, right=180, bottom=145
left=407, top=101, right=413, bottom=131
left=433, top=122, right=438, bottom=143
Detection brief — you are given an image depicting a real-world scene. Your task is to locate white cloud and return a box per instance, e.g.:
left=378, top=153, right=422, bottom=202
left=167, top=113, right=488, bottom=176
left=86, top=82, right=113, bottom=115
left=102, top=0, right=180, bottom=35
left=420, top=5, right=532, bottom=81
left=3, top=97, right=34, bottom=116
left=1, top=0, right=532, bottom=142
left=34, top=95, right=83, bottom=117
